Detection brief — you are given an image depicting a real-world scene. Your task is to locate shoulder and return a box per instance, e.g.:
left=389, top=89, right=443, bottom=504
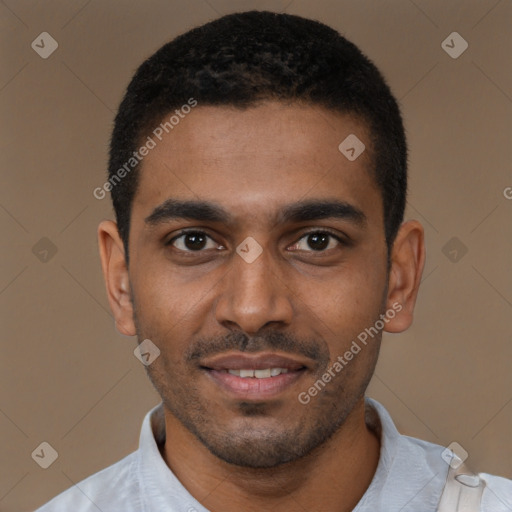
left=365, top=399, right=512, bottom=510
left=398, top=435, right=512, bottom=510
left=34, top=452, right=140, bottom=512
left=399, top=436, right=512, bottom=511
left=480, top=472, right=512, bottom=511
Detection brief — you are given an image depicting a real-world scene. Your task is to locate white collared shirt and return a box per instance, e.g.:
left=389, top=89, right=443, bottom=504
left=35, top=397, right=512, bottom=511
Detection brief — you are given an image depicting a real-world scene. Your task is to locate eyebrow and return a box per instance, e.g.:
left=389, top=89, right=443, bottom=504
left=144, top=198, right=367, bottom=228
left=278, top=199, right=367, bottom=227
left=145, top=199, right=232, bottom=225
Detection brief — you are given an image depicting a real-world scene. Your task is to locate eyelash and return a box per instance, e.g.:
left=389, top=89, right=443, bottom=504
left=166, top=229, right=347, bottom=253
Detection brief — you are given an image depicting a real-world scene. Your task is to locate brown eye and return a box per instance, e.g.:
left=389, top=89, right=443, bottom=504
left=289, top=231, right=343, bottom=252
left=169, top=231, right=220, bottom=252
left=183, top=232, right=207, bottom=250
left=306, top=233, right=330, bottom=251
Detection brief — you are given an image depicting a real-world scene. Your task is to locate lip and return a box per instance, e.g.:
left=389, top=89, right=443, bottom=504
left=200, top=352, right=308, bottom=371
left=200, top=352, right=309, bottom=399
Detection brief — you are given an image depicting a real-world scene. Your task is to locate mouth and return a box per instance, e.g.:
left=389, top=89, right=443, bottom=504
left=200, top=352, right=309, bottom=399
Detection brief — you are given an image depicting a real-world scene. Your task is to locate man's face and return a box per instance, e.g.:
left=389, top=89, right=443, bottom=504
left=125, top=102, right=390, bottom=467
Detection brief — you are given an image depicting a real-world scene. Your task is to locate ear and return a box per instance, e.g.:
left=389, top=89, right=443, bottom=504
left=98, top=220, right=136, bottom=336
left=383, top=220, right=425, bottom=333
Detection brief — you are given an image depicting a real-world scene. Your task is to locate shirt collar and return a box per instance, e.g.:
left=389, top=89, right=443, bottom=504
left=136, top=402, right=211, bottom=511
left=136, top=397, right=404, bottom=510
left=356, top=397, right=445, bottom=510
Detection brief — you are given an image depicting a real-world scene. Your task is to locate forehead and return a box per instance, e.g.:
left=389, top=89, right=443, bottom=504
left=131, top=102, right=381, bottom=229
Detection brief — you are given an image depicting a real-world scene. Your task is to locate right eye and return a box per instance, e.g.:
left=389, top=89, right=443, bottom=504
left=167, top=230, right=223, bottom=252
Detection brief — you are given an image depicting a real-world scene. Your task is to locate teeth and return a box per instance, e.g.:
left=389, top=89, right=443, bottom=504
left=226, top=368, right=290, bottom=378
left=254, top=369, right=271, bottom=378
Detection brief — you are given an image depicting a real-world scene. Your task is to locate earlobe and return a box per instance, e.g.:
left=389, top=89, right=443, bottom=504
left=384, top=220, right=425, bottom=333
left=98, top=220, right=137, bottom=337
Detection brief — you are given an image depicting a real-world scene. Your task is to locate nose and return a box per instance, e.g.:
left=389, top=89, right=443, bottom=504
left=214, top=245, right=294, bottom=335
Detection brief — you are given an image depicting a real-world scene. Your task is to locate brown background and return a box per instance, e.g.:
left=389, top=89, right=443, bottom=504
left=1, top=1, right=511, bottom=511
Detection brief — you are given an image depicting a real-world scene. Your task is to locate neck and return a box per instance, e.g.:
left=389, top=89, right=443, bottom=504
left=161, top=397, right=381, bottom=512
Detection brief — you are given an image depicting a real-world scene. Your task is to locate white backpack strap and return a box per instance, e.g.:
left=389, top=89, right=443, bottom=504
left=437, top=459, right=486, bottom=512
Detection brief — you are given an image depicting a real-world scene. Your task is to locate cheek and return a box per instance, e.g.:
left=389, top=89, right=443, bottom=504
left=295, top=255, right=387, bottom=346
left=132, top=270, right=215, bottom=346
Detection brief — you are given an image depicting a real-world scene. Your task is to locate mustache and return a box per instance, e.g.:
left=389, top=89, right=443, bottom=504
left=185, top=330, right=330, bottom=367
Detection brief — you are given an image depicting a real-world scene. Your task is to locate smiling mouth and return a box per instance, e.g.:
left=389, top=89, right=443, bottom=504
left=199, top=352, right=309, bottom=398
left=217, top=368, right=294, bottom=378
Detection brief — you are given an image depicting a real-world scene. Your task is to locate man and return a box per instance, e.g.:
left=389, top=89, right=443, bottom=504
left=37, top=10, right=512, bottom=512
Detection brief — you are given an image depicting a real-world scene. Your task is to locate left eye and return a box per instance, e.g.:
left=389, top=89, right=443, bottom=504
left=169, top=231, right=221, bottom=251
left=289, top=232, right=342, bottom=252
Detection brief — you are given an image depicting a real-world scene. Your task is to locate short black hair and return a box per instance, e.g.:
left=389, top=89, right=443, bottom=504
left=108, top=10, right=407, bottom=261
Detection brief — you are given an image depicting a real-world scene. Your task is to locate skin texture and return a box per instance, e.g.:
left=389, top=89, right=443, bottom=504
left=98, top=101, right=425, bottom=512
